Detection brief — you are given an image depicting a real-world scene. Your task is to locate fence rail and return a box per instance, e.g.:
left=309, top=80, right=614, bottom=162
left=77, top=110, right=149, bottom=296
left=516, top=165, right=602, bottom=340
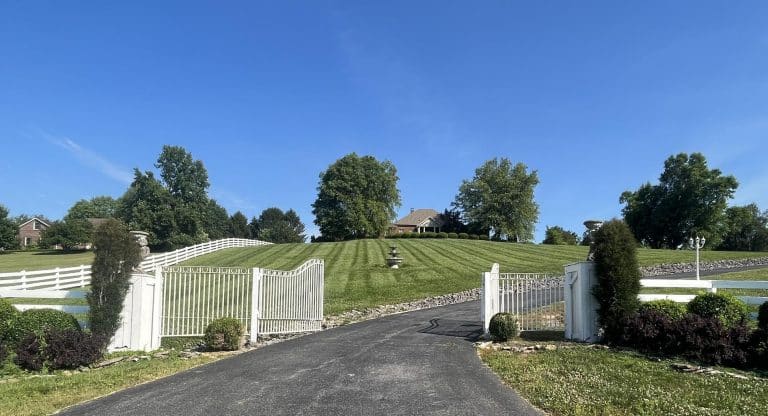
left=639, top=278, right=768, bottom=305
left=0, top=238, right=271, bottom=291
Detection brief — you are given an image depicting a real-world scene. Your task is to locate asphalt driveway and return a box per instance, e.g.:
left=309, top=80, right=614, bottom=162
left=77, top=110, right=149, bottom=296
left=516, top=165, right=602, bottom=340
left=60, top=301, right=541, bottom=416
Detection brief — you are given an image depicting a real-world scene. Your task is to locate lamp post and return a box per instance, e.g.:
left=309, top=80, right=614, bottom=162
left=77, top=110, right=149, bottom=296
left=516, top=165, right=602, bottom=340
left=689, top=236, right=706, bottom=280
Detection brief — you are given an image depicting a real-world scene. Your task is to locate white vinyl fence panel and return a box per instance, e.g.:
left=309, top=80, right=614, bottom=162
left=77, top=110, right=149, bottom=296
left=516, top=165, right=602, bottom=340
left=0, top=238, right=271, bottom=291
left=639, top=279, right=768, bottom=305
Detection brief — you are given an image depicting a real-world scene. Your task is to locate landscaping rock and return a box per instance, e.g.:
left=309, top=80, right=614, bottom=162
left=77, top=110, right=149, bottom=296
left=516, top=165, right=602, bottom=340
left=641, top=257, right=768, bottom=277
left=544, top=344, right=557, bottom=351
left=91, top=357, right=127, bottom=368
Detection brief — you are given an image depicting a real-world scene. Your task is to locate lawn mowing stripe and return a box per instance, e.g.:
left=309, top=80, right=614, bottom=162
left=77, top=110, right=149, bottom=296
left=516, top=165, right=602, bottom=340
left=413, top=240, right=478, bottom=280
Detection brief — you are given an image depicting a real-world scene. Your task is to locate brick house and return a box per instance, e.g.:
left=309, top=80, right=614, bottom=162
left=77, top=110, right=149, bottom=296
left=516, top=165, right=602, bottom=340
left=17, top=217, right=50, bottom=248
left=389, top=209, right=445, bottom=234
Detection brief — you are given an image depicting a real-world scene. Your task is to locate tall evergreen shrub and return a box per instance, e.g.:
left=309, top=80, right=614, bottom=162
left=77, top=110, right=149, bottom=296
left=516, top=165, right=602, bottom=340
left=591, top=219, right=641, bottom=343
left=87, top=219, right=141, bottom=345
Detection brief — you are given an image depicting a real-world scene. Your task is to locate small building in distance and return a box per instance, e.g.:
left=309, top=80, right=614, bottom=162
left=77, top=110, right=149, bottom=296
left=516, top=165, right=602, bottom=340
left=390, top=209, right=445, bottom=234
left=17, top=217, right=50, bottom=248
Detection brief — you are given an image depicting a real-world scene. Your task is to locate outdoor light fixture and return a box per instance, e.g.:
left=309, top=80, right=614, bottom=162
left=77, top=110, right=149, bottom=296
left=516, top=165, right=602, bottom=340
left=688, top=236, right=706, bottom=280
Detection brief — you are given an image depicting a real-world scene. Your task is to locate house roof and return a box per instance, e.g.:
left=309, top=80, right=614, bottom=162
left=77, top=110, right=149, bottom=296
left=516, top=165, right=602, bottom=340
left=394, top=209, right=444, bottom=227
left=17, top=217, right=51, bottom=229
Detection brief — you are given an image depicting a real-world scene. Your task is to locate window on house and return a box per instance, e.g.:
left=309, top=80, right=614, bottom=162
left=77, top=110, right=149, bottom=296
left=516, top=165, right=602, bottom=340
left=32, top=221, right=39, bottom=230
left=25, top=237, right=32, bottom=246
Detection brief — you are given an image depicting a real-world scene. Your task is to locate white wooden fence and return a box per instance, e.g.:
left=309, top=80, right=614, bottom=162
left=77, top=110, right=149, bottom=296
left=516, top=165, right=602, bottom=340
left=0, top=238, right=271, bottom=291
left=162, top=259, right=324, bottom=340
left=482, top=263, right=565, bottom=334
left=639, top=279, right=768, bottom=305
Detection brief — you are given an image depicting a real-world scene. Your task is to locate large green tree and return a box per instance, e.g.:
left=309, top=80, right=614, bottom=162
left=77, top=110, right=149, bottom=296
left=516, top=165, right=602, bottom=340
left=0, top=204, right=18, bottom=250
left=252, top=207, right=306, bottom=243
left=117, top=170, right=177, bottom=251
left=39, top=220, right=93, bottom=251
left=64, top=196, right=118, bottom=222
left=155, top=145, right=210, bottom=206
left=229, top=211, right=251, bottom=239
left=718, top=204, right=768, bottom=252
left=312, top=153, right=400, bottom=240
left=202, top=199, right=230, bottom=240
left=620, top=153, right=738, bottom=249
left=453, top=158, right=539, bottom=241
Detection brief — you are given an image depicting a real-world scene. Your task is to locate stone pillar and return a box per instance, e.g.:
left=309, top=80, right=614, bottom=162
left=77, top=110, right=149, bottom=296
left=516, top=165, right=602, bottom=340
left=129, top=231, right=151, bottom=260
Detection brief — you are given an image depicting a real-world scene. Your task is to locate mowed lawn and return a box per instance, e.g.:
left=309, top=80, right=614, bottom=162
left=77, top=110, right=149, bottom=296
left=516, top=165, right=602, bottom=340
left=0, top=250, right=94, bottom=272
left=180, top=239, right=768, bottom=315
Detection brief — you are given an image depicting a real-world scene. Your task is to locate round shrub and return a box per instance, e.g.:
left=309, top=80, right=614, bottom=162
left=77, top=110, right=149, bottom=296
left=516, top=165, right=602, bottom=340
left=687, top=292, right=748, bottom=328
left=420, top=232, right=436, bottom=238
left=0, top=299, right=19, bottom=343
left=458, top=233, right=469, bottom=239
left=436, top=232, right=448, bottom=239
left=447, top=232, right=458, bottom=239
left=478, top=235, right=489, bottom=241
left=638, top=300, right=687, bottom=320
left=401, top=232, right=413, bottom=239
left=14, top=333, right=44, bottom=371
left=44, top=329, right=104, bottom=370
left=758, top=301, right=768, bottom=331
left=204, top=317, right=243, bottom=351
left=7, top=308, right=80, bottom=347
left=620, top=309, right=679, bottom=355
left=468, top=234, right=479, bottom=240
left=489, top=313, right=518, bottom=341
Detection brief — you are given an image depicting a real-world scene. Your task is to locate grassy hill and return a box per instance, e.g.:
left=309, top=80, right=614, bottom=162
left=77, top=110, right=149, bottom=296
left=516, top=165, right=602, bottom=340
left=180, top=239, right=768, bottom=315
left=0, top=250, right=94, bottom=273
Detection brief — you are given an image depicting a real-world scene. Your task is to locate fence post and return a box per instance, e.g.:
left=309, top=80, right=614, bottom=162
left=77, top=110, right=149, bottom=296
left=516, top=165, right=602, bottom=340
left=250, top=268, right=262, bottom=343
left=482, top=263, right=500, bottom=335
left=54, top=267, right=60, bottom=290
left=151, top=267, right=164, bottom=350
left=21, top=270, right=27, bottom=290
left=80, top=265, right=86, bottom=287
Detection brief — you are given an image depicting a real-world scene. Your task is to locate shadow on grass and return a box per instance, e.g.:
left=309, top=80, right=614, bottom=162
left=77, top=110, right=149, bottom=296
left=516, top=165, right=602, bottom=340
left=518, top=331, right=565, bottom=342
left=31, top=250, right=90, bottom=256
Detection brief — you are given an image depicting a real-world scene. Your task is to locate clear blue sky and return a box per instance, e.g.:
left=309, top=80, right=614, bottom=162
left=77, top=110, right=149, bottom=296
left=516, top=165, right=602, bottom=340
left=2, top=1, right=767, bottom=242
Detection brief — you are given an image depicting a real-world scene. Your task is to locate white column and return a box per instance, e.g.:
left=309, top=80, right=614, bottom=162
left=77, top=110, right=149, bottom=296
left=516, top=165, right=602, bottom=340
left=250, top=268, right=262, bottom=343
left=564, top=261, right=600, bottom=342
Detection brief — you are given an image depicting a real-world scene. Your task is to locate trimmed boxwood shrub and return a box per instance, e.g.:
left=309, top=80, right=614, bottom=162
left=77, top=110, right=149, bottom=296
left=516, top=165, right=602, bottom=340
left=478, top=235, right=489, bottom=241
left=758, top=301, right=768, bottom=331
left=687, top=292, right=748, bottom=328
left=468, top=234, right=479, bottom=240
left=489, top=313, right=518, bottom=341
left=436, top=232, right=448, bottom=239
left=204, top=317, right=243, bottom=351
left=638, top=300, right=687, bottom=320
left=0, top=299, right=19, bottom=343
left=457, top=233, right=469, bottom=239
left=44, top=329, right=104, bottom=370
left=401, top=232, right=414, bottom=238
left=420, top=232, right=436, bottom=238
left=7, top=308, right=80, bottom=347
left=447, top=232, right=458, bottom=239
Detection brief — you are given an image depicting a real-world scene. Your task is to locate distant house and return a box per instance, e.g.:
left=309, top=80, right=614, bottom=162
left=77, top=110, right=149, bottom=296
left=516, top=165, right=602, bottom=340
left=390, top=209, right=445, bottom=234
left=17, top=217, right=51, bottom=248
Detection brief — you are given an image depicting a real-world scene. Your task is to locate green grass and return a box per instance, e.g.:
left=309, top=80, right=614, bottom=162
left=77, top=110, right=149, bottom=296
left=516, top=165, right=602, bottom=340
left=0, top=250, right=94, bottom=273
left=181, top=240, right=768, bottom=315
left=0, top=351, right=219, bottom=416
left=481, top=345, right=768, bottom=416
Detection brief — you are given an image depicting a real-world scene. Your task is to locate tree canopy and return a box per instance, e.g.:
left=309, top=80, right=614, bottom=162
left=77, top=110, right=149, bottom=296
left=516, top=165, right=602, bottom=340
left=64, top=196, right=118, bottom=222
left=718, top=204, right=768, bottom=252
left=0, top=204, right=18, bottom=250
left=620, top=153, right=738, bottom=249
left=312, top=153, right=400, bottom=240
left=252, top=207, right=306, bottom=243
left=453, top=158, right=539, bottom=241
left=229, top=211, right=251, bottom=239
left=40, top=220, right=92, bottom=251
left=542, top=226, right=579, bottom=245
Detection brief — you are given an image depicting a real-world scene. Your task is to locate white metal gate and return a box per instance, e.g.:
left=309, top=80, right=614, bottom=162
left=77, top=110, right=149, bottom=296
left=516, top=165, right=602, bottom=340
left=160, top=259, right=324, bottom=340
left=482, top=263, right=565, bottom=334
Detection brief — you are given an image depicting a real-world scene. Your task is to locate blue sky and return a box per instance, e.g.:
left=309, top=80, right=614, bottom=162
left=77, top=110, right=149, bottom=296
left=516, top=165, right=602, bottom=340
left=1, top=1, right=767, bottom=241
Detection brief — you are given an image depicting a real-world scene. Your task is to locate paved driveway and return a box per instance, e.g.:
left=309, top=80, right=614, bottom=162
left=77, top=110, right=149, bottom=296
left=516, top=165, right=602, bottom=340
left=61, top=301, right=541, bottom=416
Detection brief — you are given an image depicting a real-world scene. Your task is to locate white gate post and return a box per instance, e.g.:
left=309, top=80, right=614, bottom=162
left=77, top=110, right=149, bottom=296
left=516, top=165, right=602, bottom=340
left=250, top=268, right=262, bottom=343
left=151, top=267, right=164, bottom=350
left=482, top=263, right=501, bottom=335
left=564, top=261, right=600, bottom=342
